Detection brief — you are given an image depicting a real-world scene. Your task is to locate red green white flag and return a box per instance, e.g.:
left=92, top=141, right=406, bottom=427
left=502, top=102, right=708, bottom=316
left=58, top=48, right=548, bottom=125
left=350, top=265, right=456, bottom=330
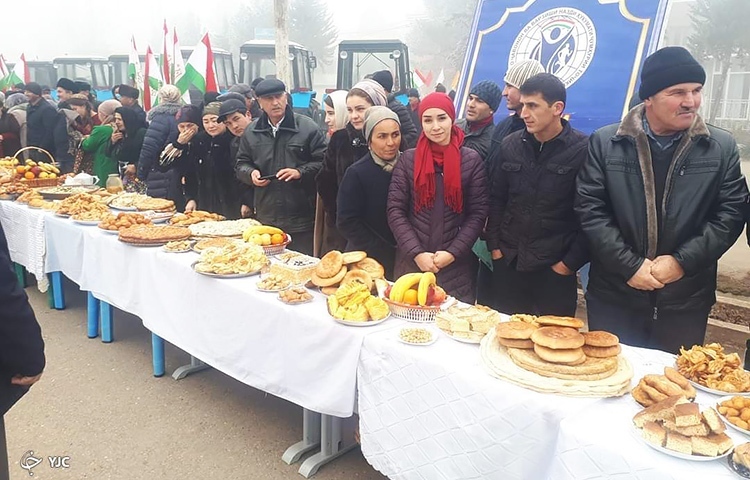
left=143, top=46, right=163, bottom=110
left=175, top=33, right=218, bottom=96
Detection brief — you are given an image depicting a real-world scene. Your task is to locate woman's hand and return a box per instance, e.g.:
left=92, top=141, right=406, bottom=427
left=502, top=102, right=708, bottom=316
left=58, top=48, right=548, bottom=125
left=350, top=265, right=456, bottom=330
left=111, top=131, right=123, bottom=143
left=184, top=200, right=197, bottom=213
left=177, top=124, right=199, bottom=144
left=415, top=252, right=439, bottom=273
left=434, top=251, right=455, bottom=269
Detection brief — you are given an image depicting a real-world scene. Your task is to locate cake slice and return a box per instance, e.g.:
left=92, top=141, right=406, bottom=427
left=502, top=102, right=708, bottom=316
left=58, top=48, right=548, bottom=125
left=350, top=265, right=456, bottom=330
left=702, top=408, right=726, bottom=434
left=633, top=395, right=690, bottom=428
left=641, top=421, right=666, bottom=447
left=674, top=403, right=701, bottom=427
left=663, top=418, right=710, bottom=437
left=665, top=431, right=693, bottom=455
left=707, top=432, right=734, bottom=455
left=691, top=435, right=719, bottom=457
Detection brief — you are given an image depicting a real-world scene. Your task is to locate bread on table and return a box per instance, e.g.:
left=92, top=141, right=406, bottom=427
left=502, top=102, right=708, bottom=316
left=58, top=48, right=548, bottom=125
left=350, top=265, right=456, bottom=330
left=633, top=395, right=690, bottom=428
left=674, top=403, right=702, bottom=427
left=702, top=408, right=726, bottom=434
left=641, top=421, right=667, bottom=447
left=665, top=431, right=693, bottom=455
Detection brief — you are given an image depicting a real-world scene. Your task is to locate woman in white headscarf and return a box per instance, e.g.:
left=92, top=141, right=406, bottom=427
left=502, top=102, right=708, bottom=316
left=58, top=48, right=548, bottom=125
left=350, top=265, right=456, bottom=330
left=322, top=90, right=348, bottom=139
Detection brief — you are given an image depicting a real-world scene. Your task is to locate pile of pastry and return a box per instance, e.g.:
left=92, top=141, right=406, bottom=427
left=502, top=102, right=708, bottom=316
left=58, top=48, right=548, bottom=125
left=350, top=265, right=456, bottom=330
left=632, top=367, right=697, bottom=407
left=311, top=250, right=385, bottom=296
left=169, top=210, right=225, bottom=226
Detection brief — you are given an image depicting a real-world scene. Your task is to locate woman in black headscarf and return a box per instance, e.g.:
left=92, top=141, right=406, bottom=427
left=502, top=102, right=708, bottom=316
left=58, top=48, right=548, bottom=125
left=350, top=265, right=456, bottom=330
left=107, top=107, right=147, bottom=177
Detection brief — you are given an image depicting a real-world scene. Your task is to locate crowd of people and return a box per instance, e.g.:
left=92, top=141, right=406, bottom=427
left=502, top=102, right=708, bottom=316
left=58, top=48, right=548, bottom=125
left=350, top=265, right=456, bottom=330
left=1, top=46, right=748, bottom=357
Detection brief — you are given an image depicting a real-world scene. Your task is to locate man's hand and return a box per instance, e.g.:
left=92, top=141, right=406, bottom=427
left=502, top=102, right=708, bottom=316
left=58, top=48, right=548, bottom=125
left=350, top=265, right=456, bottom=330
left=434, top=251, right=455, bottom=269
left=251, top=170, right=271, bottom=187
left=111, top=131, right=123, bottom=144
left=11, top=373, right=42, bottom=386
left=184, top=200, right=197, bottom=213
left=627, top=259, right=665, bottom=291
left=241, top=205, right=252, bottom=218
left=415, top=252, right=439, bottom=273
left=650, top=255, right=685, bottom=285
left=551, top=261, right=574, bottom=276
left=491, top=249, right=504, bottom=260
left=276, top=168, right=301, bottom=182
left=124, top=164, right=136, bottom=177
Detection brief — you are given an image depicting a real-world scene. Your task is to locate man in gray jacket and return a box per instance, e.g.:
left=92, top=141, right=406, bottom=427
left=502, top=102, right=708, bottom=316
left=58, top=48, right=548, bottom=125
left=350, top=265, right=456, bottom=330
left=235, top=79, right=326, bottom=255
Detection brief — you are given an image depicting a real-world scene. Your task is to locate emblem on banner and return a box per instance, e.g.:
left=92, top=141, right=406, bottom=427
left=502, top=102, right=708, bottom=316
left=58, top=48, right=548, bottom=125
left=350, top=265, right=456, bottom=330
left=509, top=7, right=597, bottom=88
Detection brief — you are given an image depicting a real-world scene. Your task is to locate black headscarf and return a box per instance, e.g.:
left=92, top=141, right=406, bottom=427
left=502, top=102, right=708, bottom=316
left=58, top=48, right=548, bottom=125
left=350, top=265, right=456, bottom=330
left=115, top=106, right=145, bottom=136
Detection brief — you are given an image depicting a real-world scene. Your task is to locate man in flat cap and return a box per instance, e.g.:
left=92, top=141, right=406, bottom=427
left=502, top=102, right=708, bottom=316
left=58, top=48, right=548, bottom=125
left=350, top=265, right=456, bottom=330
left=456, top=80, right=502, bottom=161
left=235, top=79, right=326, bottom=255
left=576, top=46, right=748, bottom=353
left=115, top=84, right=147, bottom=128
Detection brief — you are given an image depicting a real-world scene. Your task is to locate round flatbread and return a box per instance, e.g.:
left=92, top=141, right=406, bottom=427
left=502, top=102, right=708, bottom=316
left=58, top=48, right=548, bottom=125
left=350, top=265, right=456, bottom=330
left=311, top=265, right=347, bottom=287
left=341, top=269, right=373, bottom=291
left=316, top=250, right=344, bottom=279
left=583, top=331, right=619, bottom=348
left=320, top=286, right=339, bottom=296
left=341, top=251, right=367, bottom=264
left=497, top=337, right=534, bottom=349
left=495, top=321, right=537, bottom=340
left=531, top=326, right=585, bottom=350
left=507, top=347, right=619, bottom=380
left=536, top=316, right=585, bottom=329
left=534, top=344, right=586, bottom=364
left=582, top=344, right=621, bottom=358
left=353, top=257, right=385, bottom=279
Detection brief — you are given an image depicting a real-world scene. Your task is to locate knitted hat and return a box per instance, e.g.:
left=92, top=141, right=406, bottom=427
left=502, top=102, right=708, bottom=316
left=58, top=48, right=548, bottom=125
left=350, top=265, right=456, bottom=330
left=638, top=46, right=706, bottom=100
left=158, top=84, right=182, bottom=104
left=254, top=79, right=286, bottom=98
left=363, top=105, right=400, bottom=142
left=469, top=80, right=503, bottom=112
left=217, top=99, right=247, bottom=122
left=371, top=70, right=394, bottom=93
left=203, top=102, right=222, bottom=117
left=175, top=104, right=201, bottom=125
left=118, top=84, right=139, bottom=99
left=504, top=60, right=545, bottom=89
left=418, top=92, right=456, bottom=122
left=24, top=82, right=42, bottom=96
left=56, top=77, right=78, bottom=93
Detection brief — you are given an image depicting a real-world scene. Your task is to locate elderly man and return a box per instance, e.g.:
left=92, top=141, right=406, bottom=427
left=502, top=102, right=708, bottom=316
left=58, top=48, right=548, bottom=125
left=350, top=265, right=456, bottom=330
left=576, top=47, right=748, bottom=353
left=114, top=84, right=147, bottom=128
left=235, top=79, right=326, bottom=255
left=55, top=77, right=78, bottom=108
left=455, top=80, right=502, bottom=161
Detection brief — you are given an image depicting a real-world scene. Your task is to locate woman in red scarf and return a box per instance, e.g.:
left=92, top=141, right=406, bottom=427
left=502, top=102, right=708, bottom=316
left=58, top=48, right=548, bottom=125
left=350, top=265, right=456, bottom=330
left=387, top=92, right=489, bottom=303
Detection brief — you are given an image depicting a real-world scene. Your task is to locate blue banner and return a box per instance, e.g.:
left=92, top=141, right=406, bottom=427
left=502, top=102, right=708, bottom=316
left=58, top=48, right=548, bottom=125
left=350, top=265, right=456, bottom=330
left=456, top=0, right=671, bottom=133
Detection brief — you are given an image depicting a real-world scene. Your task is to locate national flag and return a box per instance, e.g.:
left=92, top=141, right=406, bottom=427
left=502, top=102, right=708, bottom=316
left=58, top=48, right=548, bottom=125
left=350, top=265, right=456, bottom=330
left=127, top=35, right=143, bottom=89
left=175, top=33, right=218, bottom=96
left=171, top=27, right=187, bottom=102
left=2, top=54, right=29, bottom=90
left=143, top=46, right=163, bottom=111
left=450, top=71, right=460, bottom=91
left=160, top=19, right=171, bottom=84
left=0, top=55, right=9, bottom=90
left=414, top=68, right=432, bottom=88
left=435, top=69, right=445, bottom=88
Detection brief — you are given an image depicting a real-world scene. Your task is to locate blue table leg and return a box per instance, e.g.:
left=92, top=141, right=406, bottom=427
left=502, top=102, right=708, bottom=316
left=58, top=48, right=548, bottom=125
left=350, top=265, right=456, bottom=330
left=100, top=301, right=114, bottom=343
left=152, top=334, right=165, bottom=378
left=13, top=263, right=26, bottom=288
left=86, top=293, right=100, bottom=338
left=50, top=272, right=65, bottom=310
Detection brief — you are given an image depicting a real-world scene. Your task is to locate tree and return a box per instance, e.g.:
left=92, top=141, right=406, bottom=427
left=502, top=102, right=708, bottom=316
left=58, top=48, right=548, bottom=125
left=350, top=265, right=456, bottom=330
left=290, top=0, right=338, bottom=70
left=688, top=0, right=750, bottom=123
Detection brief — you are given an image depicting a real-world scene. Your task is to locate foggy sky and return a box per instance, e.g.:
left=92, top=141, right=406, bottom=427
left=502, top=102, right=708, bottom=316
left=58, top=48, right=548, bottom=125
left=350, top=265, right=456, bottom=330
left=0, top=0, right=425, bottom=61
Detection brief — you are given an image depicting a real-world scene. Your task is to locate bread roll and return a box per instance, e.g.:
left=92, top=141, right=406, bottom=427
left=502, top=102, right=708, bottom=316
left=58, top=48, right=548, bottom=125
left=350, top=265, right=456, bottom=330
left=496, top=321, right=537, bottom=340
left=536, top=316, right=585, bottom=329
left=582, top=331, right=619, bottom=348
left=531, top=326, right=585, bottom=350
left=534, top=344, right=585, bottom=364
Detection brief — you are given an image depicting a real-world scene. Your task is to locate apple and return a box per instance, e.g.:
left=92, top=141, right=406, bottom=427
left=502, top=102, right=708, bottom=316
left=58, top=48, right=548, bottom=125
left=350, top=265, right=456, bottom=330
left=432, top=286, right=447, bottom=305
left=426, top=286, right=436, bottom=306
left=384, top=285, right=392, bottom=299
left=30, top=167, right=42, bottom=177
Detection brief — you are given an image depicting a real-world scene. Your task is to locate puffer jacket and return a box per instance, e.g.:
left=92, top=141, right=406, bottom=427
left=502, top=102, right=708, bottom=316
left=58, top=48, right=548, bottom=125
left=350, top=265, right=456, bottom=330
left=316, top=123, right=369, bottom=218
left=387, top=95, right=418, bottom=149
left=387, top=147, right=489, bottom=303
left=486, top=120, right=589, bottom=272
left=137, top=103, right=183, bottom=208
left=235, top=105, right=326, bottom=233
left=576, top=104, right=748, bottom=312
left=455, top=118, right=495, bottom=161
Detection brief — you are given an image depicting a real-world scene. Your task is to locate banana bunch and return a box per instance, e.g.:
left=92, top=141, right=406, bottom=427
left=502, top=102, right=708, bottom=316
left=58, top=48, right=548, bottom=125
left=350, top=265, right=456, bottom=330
left=37, top=162, right=60, bottom=174
left=243, top=225, right=284, bottom=239
left=388, top=272, right=437, bottom=307
left=0, top=156, right=19, bottom=167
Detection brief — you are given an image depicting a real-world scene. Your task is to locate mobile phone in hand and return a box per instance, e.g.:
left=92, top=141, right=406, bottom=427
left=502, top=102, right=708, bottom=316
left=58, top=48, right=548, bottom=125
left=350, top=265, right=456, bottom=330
left=258, top=173, right=277, bottom=181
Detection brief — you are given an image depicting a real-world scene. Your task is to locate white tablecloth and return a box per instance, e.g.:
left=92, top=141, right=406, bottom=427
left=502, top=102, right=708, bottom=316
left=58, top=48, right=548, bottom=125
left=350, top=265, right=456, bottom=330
left=44, top=214, right=394, bottom=417
left=357, top=331, right=742, bottom=479
left=0, top=200, right=49, bottom=291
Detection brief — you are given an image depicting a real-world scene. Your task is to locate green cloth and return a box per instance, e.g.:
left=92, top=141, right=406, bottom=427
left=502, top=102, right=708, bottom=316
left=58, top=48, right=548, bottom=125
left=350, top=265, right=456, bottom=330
left=81, top=125, right=117, bottom=187
left=472, top=238, right=493, bottom=271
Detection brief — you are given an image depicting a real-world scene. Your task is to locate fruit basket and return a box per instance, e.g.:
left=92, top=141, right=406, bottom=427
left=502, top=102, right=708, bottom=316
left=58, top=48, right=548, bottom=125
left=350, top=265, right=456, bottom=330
left=262, top=234, right=292, bottom=256
left=14, top=147, right=60, bottom=187
left=382, top=297, right=443, bottom=323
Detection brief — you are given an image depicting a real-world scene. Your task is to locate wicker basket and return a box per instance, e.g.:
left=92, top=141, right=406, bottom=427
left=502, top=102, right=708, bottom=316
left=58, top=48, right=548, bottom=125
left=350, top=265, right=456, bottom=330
left=383, top=297, right=442, bottom=323
left=262, top=234, right=292, bottom=256
left=14, top=147, right=60, bottom=187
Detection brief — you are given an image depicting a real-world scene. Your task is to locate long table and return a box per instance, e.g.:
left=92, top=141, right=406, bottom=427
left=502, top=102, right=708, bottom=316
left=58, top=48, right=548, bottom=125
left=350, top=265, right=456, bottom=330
left=0, top=198, right=746, bottom=479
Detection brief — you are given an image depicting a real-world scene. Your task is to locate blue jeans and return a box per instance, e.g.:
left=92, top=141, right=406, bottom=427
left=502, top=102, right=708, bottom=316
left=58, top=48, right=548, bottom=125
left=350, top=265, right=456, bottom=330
left=578, top=263, right=590, bottom=294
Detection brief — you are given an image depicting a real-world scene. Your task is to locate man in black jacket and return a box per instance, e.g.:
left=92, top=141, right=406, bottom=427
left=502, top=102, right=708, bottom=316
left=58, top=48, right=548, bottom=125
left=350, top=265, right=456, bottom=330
left=371, top=70, right=419, bottom=149
left=24, top=82, right=69, bottom=169
left=115, top=84, right=147, bottom=128
left=455, top=80, right=502, bottom=161
left=219, top=99, right=254, bottom=219
left=576, top=47, right=748, bottom=353
left=235, top=79, right=326, bottom=255
left=486, top=74, right=588, bottom=316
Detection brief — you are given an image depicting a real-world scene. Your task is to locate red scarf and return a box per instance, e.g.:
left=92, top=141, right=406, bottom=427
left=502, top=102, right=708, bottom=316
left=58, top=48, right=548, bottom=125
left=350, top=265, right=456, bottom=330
left=414, top=93, right=465, bottom=214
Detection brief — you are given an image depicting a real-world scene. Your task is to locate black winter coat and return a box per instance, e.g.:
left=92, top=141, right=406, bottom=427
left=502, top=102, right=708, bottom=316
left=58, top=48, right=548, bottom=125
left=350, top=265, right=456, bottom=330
left=235, top=105, right=326, bottom=233
left=316, top=123, right=369, bottom=218
left=137, top=103, right=183, bottom=209
left=388, top=96, right=418, bottom=149
left=486, top=120, right=589, bottom=272
left=576, top=105, right=748, bottom=312
left=26, top=99, right=63, bottom=162
left=455, top=118, right=495, bottom=161
left=387, top=147, right=489, bottom=303
left=0, top=223, right=45, bottom=384
left=485, top=114, right=525, bottom=176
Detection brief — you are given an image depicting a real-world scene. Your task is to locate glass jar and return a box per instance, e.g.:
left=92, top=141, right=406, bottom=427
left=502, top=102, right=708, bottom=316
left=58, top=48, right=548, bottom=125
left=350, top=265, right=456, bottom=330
left=106, top=173, right=124, bottom=194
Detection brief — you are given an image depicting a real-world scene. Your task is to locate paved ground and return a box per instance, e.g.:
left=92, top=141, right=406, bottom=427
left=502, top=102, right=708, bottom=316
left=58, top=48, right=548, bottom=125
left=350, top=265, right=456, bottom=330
left=4, top=280, right=386, bottom=480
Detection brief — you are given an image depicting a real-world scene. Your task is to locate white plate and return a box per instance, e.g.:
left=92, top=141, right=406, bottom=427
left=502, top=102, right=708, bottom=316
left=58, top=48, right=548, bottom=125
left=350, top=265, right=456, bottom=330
left=98, top=228, right=120, bottom=235
left=161, top=246, right=193, bottom=253
left=71, top=219, right=102, bottom=226
left=333, top=315, right=389, bottom=327
left=631, top=424, right=733, bottom=462
left=276, top=295, right=314, bottom=305
left=439, top=327, right=484, bottom=344
left=119, top=240, right=164, bottom=247
left=191, top=261, right=261, bottom=278
left=728, top=449, right=750, bottom=478
left=715, top=396, right=750, bottom=436
left=109, top=204, right=138, bottom=211
left=397, top=327, right=438, bottom=346
left=688, top=378, right=750, bottom=397
left=256, top=282, right=293, bottom=293
left=55, top=212, right=70, bottom=218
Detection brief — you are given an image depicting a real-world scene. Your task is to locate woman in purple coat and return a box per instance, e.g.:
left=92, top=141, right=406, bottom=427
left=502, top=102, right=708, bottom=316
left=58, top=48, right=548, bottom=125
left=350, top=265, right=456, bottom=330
left=387, top=93, right=489, bottom=303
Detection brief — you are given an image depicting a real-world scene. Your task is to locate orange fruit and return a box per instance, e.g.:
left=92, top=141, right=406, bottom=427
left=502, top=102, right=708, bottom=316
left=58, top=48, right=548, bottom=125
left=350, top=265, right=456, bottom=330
left=403, top=289, right=419, bottom=306
left=24, top=171, right=35, bottom=180
left=271, top=233, right=285, bottom=245
left=16, top=166, right=25, bottom=175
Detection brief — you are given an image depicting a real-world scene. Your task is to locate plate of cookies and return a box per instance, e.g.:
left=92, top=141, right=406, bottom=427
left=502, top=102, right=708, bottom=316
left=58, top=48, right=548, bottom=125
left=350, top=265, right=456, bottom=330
left=716, top=396, right=750, bottom=436
left=631, top=367, right=697, bottom=407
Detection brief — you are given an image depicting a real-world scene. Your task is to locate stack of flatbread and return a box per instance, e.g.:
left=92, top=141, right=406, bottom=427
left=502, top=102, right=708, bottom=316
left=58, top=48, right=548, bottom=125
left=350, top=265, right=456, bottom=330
left=480, top=328, right=633, bottom=397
